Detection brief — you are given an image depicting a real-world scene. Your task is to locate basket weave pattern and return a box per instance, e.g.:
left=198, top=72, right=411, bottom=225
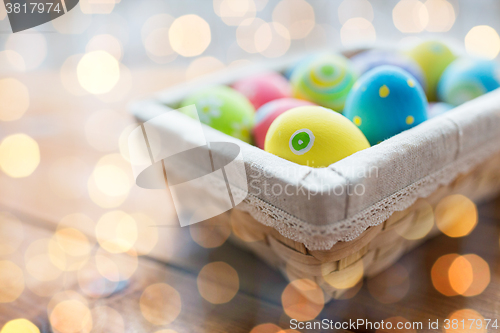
left=210, top=152, right=500, bottom=298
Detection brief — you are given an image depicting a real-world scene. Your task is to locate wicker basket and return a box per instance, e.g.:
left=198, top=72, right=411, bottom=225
left=129, top=51, right=500, bottom=300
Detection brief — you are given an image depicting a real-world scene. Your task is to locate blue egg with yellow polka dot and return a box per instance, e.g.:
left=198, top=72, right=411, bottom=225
left=437, top=58, right=500, bottom=106
left=343, top=65, right=428, bottom=145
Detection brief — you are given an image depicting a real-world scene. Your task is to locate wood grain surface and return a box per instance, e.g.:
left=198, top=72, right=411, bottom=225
left=0, top=70, right=499, bottom=332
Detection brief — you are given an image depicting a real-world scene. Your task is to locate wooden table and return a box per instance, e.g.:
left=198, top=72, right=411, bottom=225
left=1, top=70, right=499, bottom=332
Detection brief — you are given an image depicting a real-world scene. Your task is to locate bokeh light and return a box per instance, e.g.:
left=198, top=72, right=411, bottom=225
left=0, top=261, right=24, bottom=303
left=338, top=0, right=373, bottom=25
left=340, top=17, right=376, bottom=47
left=90, top=306, right=125, bottom=333
left=140, top=283, right=182, bottom=325
left=272, top=0, right=315, bottom=39
left=323, top=259, right=363, bottom=290
left=95, top=210, right=137, bottom=253
left=49, top=299, right=93, bottom=333
left=77, top=51, right=120, bottom=94
left=0, top=319, right=40, bottom=333
left=393, top=0, right=429, bottom=33
left=431, top=253, right=460, bottom=296
left=281, top=278, right=324, bottom=321
left=461, top=254, right=490, bottom=297
left=445, top=309, right=486, bottom=333
left=448, top=255, right=473, bottom=294
left=186, top=56, right=225, bottom=80
left=60, top=54, right=89, bottom=96
left=0, top=133, right=40, bottom=178
left=0, top=50, right=25, bottom=72
left=424, top=0, right=455, bottom=32
left=169, top=15, right=211, bottom=57
left=397, top=200, right=434, bottom=240
left=95, top=247, right=138, bottom=282
left=0, top=78, right=29, bottom=122
left=86, top=34, right=123, bottom=61
left=465, top=25, right=500, bottom=60
left=256, top=22, right=291, bottom=58
left=189, top=218, right=231, bottom=248
left=250, top=323, right=282, bottom=333
left=435, top=195, right=478, bottom=238
left=5, top=32, right=47, bottom=70
left=197, top=261, right=240, bottom=304
left=236, top=18, right=268, bottom=54
left=214, top=0, right=257, bottom=26
left=142, top=14, right=177, bottom=63
left=52, top=4, right=92, bottom=34
left=367, top=263, right=410, bottom=304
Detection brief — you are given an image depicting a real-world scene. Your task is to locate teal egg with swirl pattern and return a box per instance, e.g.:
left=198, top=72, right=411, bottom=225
left=291, top=54, right=357, bottom=111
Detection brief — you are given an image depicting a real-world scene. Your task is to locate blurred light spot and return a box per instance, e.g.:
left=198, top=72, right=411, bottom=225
left=24, top=272, right=63, bottom=297
left=0, top=133, right=40, bottom=178
left=462, top=254, right=490, bottom=297
left=0, top=261, right=24, bottom=303
left=25, top=238, right=63, bottom=280
left=332, top=280, right=363, bottom=300
left=86, top=34, right=123, bottom=61
left=0, top=319, right=40, bottom=333
left=88, top=173, right=127, bottom=208
left=0, top=51, right=25, bottom=72
left=96, top=210, right=137, bottom=253
left=465, top=25, right=500, bottom=60
left=449, top=255, right=473, bottom=294
left=95, top=247, right=138, bottom=282
left=96, top=64, right=132, bottom=103
left=140, top=283, right=182, bottom=325
left=338, top=0, right=373, bottom=24
left=197, top=261, right=239, bottom=304
left=340, top=18, right=376, bottom=47
left=80, top=0, right=115, bottom=14
left=85, top=109, right=131, bottom=152
left=281, top=278, right=324, bottom=321
left=77, top=51, right=120, bottom=94
left=58, top=213, right=95, bottom=232
left=250, top=323, right=282, bottom=333
left=78, top=259, right=124, bottom=298
left=376, top=316, right=416, bottom=333
left=445, top=309, right=485, bottom=333
left=435, top=195, right=477, bottom=238
left=393, top=0, right=429, bottom=33
left=0, top=212, right=24, bottom=256
left=49, top=300, right=93, bottom=333
left=5, top=32, right=47, bottom=70
left=424, top=0, right=455, bottom=32
left=323, top=259, right=363, bottom=290
left=52, top=4, right=91, bottom=34
left=48, top=290, right=89, bottom=313
left=236, top=18, right=267, bottom=53
left=94, top=165, right=130, bottom=197
left=49, top=157, right=91, bottom=200
left=272, top=0, right=315, bottom=39
left=55, top=228, right=92, bottom=257
left=186, top=56, right=225, bottom=80
left=90, top=306, right=125, bottom=333
left=0, top=78, right=29, bottom=121
left=256, top=22, right=291, bottom=58
left=169, top=15, right=211, bottom=57
left=431, top=253, right=460, bottom=296
left=60, top=54, right=89, bottom=96
left=367, top=263, right=410, bottom=304
left=141, top=14, right=177, bottom=64
left=214, top=0, right=257, bottom=26
left=189, top=218, right=231, bottom=248
left=397, top=200, right=434, bottom=240
left=130, top=213, right=158, bottom=255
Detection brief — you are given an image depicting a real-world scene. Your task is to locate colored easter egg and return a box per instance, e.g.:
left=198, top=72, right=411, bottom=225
left=284, top=53, right=322, bottom=79
left=291, top=54, right=357, bottom=110
left=437, top=58, right=500, bottom=106
left=343, top=66, right=428, bottom=145
left=406, top=40, right=456, bottom=101
left=180, top=85, right=255, bottom=143
left=427, top=102, right=454, bottom=118
left=264, top=106, right=370, bottom=167
left=350, top=50, right=426, bottom=90
left=253, top=98, right=315, bottom=149
left=232, top=72, right=291, bottom=109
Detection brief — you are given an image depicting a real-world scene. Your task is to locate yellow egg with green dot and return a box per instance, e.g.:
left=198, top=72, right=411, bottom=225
left=406, top=40, right=456, bottom=101
left=264, top=106, right=370, bottom=167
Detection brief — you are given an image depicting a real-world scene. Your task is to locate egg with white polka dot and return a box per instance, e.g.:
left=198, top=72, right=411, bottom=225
left=343, top=65, right=428, bottom=145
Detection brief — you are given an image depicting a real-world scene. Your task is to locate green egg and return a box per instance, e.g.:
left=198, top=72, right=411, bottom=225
left=180, top=85, right=255, bottom=143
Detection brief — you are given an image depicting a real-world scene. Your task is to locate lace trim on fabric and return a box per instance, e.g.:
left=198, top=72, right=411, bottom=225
left=237, top=141, right=500, bottom=251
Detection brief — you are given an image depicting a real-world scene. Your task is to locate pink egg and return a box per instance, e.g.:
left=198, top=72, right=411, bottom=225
left=253, top=98, right=315, bottom=149
left=232, top=72, right=292, bottom=109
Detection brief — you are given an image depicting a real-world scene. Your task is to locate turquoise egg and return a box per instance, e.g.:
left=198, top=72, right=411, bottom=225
left=344, top=66, right=428, bottom=145
left=437, top=58, right=500, bottom=106
left=291, top=54, right=357, bottom=111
